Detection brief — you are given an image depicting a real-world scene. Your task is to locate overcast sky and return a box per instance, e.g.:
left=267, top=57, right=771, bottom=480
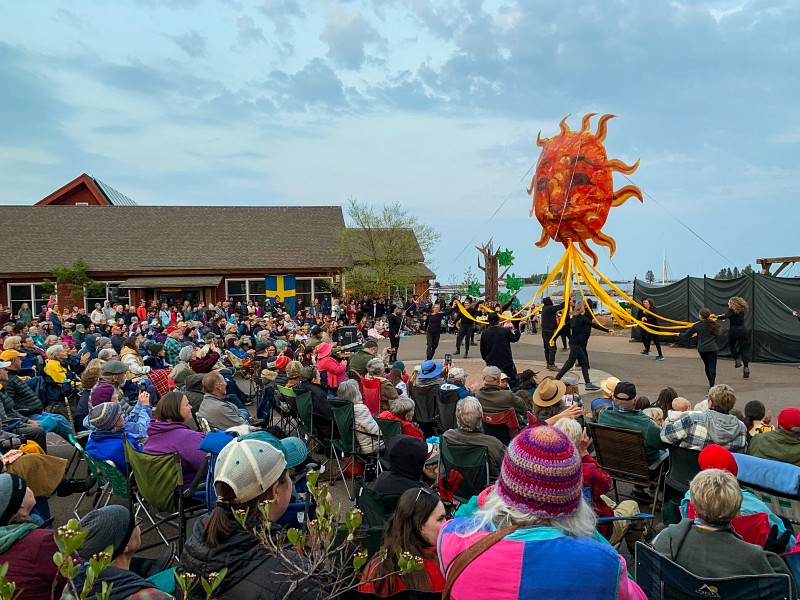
left=2, top=1, right=798, bottom=283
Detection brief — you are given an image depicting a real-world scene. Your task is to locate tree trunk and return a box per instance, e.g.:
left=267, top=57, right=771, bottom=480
left=476, top=240, right=500, bottom=301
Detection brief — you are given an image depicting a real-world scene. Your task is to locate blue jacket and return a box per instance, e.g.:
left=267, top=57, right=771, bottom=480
left=86, top=431, right=143, bottom=474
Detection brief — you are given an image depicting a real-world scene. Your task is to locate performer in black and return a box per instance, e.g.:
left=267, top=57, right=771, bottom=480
left=715, top=296, right=750, bottom=378
left=540, top=296, right=566, bottom=371
left=454, top=297, right=481, bottom=358
left=479, top=311, right=521, bottom=386
left=555, top=301, right=614, bottom=391
left=388, top=304, right=403, bottom=360
left=637, top=298, right=664, bottom=361
left=421, top=302, right=453, bottom=360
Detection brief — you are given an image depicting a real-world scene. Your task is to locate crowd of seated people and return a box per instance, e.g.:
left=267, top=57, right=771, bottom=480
left=5, top=295, right=800, bottom=600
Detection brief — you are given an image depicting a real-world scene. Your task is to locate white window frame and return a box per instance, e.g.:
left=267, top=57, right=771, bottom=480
left=84, top=282, right=130, bottom=312
left=7, top=283, right=48, bottom=316
left=225, top=279, right=266, bottom=304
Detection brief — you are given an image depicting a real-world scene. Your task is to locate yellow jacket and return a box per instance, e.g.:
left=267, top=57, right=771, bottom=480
left=44, top=359, right=68, bottom=383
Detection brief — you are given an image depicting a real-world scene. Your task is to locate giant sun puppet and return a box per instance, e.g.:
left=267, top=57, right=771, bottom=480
left=456, top=113, right=694, bottom=342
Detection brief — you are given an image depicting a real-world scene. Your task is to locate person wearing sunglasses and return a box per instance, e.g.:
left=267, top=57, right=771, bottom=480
left=360, top=486, right=447, bottom=596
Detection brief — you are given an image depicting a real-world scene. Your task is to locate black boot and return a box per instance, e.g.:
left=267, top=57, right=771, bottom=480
left=454, top=350, right=461, bottom=356
left=735, top=358, right=742, bottom=368
left=743, top=366, right=750, bottom=378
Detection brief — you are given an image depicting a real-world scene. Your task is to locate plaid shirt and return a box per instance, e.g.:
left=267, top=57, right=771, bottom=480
left=164, top=336, right=183, bottom=366
left=660, top=410, right=747, bottom=452
left=581, top=454, right=614, bottom=538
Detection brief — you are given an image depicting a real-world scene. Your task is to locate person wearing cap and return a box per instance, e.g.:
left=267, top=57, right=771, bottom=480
left=1, top=349, right=74, bottom=441
left=373, top=434, right=430, bottom=496
left=598, top=381, right=666, bottom=465
left=439, top=366, right=473, bottom=400
left=162, top=326, right=184, bottom=367
left=530, top=378, right=583, bottom=426
left=315, top=341, right=347, bottom=392
left=82, top=378, right=153, bottom=441
left=653, top=469, right=795, bottom=593
left=178, top=435, right=319, bottom=599
left=515, top=369, right=538, bottom=398
left=438, top=426, right=646, bottom=599
left=442, top=397, right=506, bottom=481
left=661, top=383, right=746, bottom=453
left=348, top=340, right=379, bottom=377
left=73, top=505, right=173, bottom=599
left=415, top=359, right=445, bottom=390
left=748, top=407, right=800, bottom=466
left=0, top=473, right=67, bottom=599
left=680, top=444, right=792, bottom=550
left=143, top=343, right=166, bottom=370
left=479, top=311, right=521, bottom=387
left=475, top=366, right=528, bottom=424
left=86, top=401, right=145, bottom=473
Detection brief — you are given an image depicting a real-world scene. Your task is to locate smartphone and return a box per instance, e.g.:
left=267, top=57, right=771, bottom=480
left=139, top=381, right=148, bottom=392
left=445, top=353, right=452, bottom=366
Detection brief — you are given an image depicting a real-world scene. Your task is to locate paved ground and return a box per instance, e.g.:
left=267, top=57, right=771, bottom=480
left=43, top=329, right=800, bottom=557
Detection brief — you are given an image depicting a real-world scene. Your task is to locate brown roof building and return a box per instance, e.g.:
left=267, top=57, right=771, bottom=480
left=1, top=175, right=433, bottom=314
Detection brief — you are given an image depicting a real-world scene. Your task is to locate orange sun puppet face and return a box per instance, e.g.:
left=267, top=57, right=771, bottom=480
left=527, top=113, right=642, bottom=265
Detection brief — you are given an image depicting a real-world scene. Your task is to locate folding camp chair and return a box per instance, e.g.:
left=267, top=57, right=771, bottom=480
left=123, top=439, right=209, bottom=555
left=355, top=476, right=400, bottom=527
left=409, top=384, right=439, bottom=437
left=360, top=376, right=382, bottom=414
left=662, top=444, right=701, bottom=497
left=683, top=501, right=771, bottom=547
left=330, top=399, right=384, bottom=500
left=734, top=453, right=800, bottom=524
left=439, top=438, right=490, bottom=504
left=375, top=418, right=403, bottom=471
left=68, top=434, right=130, bottom=519
left=482, top=408, right=519, bottom=446
left=224, top=350, right=247, bottom=378
left=635, top=542, right=792, bottom=599
left=586, top=422, right=668, bottom=515
left=275, top=384, right=300, bottom=436
left=436, top=389, right=459, bottom=432
left=582, top=487, right=654, bottom=550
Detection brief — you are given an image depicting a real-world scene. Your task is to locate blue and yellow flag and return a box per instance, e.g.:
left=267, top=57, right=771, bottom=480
left=265, top=274, right=296, bottom=316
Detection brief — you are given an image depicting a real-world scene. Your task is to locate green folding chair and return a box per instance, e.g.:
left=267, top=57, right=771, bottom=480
left=330, top=399, right=383, bottom=500
left=123, top=439, right=208, bottom=555
left=375, top=418, right=402, bottom=471
left=68, top=434, right=130, bottom=519
left=355, top=476, right=400, bottom=527
left=439, top=437, right=490, bottom=504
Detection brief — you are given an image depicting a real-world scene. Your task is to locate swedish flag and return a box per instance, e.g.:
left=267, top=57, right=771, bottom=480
left=265, top=274, right=296, bottom=316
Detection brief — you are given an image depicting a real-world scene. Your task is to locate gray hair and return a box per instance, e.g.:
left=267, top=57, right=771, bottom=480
left=389, top=397, right=415, bottom=420
left=178, top=346, right=193, bottom=363
left=44, top=335, right=61, bottom=349
left=46, top=344, right=64, bottom=359
left=366, top=358, right=384, bottom=377
left=98, top=348, right=118, bottom=362
left=553, top=418, right=582, bottom=448
left=456, top=396, right=484, bottom=432
left=337, top=379, right=362, bottom=405
left=468, top=487, right=597, bottom=539
left=299, top=365, right=318, bottom=382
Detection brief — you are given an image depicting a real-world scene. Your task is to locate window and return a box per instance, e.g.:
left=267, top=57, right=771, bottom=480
left=84, top=283, right=131, bottom=312
left=296, top=277, right=333, bottom=310
left=8, top=283, right=47, bottom=317
left=225, top=279, right=266, bottom=306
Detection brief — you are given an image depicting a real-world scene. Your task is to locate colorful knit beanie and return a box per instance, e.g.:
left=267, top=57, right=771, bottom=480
left=495, top=426, right=583, bottom=519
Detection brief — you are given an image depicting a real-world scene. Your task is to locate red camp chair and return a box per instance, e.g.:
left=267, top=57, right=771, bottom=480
left=360, top=376, right=382, bottom=415
left=482, top=408, right=520, bottom=446
left=684, top=501, right=771, bottom=547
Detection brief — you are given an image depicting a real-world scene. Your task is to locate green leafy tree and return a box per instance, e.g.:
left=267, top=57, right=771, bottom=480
left=505, top=273, right=524, bottom=293
left=43, top=259, right=107, bottom=307
left=338, top=199, right=440, bottom=297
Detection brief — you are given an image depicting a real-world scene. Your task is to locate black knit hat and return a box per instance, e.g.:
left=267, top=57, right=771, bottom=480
left=0, top=474, right=27, bottom=526
left=79, top=505, right=136, bottom=560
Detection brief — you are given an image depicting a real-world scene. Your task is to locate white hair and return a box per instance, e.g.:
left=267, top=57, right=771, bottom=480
left=366, top=358, right=384, bottom=377
left=466, top=487, right=597, bottom=539
left=46, top=344, right=64, bottom=359
left=337, top=379, right=362, bottom=405
left=553, top=418, right=582, bottom=448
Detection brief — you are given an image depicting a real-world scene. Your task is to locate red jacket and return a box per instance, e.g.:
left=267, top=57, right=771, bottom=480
left=376, top=411, right=424, bottom=440
left=0, top=526, right=66, bottom=600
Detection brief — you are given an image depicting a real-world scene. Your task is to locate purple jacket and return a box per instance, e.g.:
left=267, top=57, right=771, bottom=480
left=143, top=420, right=207, bottom=488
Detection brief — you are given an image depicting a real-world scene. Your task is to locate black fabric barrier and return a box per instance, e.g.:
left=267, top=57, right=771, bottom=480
left=633, top=275, right=800, bottom=363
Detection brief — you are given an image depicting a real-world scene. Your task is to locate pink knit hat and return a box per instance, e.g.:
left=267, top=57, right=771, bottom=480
left=495, top=426, right=583, bottom=519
